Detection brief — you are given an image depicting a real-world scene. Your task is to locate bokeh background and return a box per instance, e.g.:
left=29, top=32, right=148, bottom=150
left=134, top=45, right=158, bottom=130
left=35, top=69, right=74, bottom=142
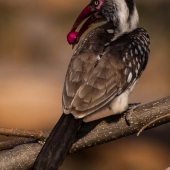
left=0, top=0, right=170, bottom=169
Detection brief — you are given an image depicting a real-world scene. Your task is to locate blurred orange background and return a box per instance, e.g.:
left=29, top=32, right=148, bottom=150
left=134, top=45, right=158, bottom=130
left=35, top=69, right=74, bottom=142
left=0, top=0, right=170, bottom=169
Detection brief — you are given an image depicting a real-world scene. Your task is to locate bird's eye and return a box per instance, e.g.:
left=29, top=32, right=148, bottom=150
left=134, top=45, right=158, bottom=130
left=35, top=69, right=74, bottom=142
left=94, top=0, right=99, bottom=6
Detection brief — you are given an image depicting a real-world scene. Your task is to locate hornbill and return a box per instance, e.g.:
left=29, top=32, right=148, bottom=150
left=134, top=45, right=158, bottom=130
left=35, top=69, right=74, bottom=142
left=33, top=0, right=150, bottom=169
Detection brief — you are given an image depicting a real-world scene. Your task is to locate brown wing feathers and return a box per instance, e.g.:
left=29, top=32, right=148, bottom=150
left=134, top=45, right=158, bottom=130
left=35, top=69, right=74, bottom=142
left=63, top=28, right=149, bottom=118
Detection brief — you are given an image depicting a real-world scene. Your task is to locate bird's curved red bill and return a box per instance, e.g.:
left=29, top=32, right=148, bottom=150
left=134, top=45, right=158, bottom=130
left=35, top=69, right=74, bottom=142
left=67, top=4, right=105, bottom=48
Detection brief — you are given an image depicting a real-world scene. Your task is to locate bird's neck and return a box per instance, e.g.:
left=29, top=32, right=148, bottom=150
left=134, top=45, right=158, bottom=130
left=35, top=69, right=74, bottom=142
left=101, top=18, right=138, bottom=42
left=101, top=4, right=139, bottom=39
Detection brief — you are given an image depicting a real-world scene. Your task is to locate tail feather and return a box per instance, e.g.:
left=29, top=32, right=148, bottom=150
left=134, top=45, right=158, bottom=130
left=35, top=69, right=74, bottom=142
left=32, top=113, right=83, bottom=170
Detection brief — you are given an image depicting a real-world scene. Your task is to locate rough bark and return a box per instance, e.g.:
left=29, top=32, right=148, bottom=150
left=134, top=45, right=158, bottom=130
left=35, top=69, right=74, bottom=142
left=0, top=96, right=170, bottom=170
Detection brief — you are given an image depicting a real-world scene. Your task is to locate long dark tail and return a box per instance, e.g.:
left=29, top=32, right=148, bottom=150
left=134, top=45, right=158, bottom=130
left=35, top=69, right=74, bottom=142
left=32, top=113, right=83, bottom=170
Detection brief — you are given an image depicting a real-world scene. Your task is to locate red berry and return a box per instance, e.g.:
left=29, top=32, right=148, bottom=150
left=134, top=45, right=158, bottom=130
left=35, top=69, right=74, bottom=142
left=67, top=31, right=78, bottom=45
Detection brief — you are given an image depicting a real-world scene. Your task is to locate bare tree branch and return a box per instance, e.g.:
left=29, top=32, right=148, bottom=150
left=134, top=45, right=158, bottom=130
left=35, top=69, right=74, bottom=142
left=0, top=128, right=49, bottom=140
left=0, top=96, right=170, bottom=170
left=0, top=137, right=37, bottom=151
left=70, top=96, right=170, bottom=153
left=0, top=143, right=41, bottom=170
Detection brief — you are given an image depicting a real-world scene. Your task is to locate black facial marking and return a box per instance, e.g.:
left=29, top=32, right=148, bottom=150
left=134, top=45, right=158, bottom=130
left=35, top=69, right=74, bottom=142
left=125, top=0, right=135, bottom=21
left=101, top=2, right=118, bottom=23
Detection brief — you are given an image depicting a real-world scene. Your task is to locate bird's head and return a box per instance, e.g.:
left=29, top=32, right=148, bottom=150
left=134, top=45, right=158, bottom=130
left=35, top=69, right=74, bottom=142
left=67, top=0, right=139, bottom=47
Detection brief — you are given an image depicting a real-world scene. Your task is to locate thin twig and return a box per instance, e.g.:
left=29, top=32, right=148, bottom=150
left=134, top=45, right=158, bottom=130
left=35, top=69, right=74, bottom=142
left=0, top=137, right=37, bottom=151
left=137, top=113, right=170, bottom=136
left=0, top=128, right=49, bottom=140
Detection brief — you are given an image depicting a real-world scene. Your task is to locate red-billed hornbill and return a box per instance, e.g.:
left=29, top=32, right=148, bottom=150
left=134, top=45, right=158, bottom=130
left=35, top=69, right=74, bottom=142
left=33, top=0, right=150, bottom=169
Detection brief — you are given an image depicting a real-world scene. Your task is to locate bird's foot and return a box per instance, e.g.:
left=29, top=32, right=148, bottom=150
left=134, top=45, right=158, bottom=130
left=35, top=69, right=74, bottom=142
left=125, top=103, right=141, bottom=126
